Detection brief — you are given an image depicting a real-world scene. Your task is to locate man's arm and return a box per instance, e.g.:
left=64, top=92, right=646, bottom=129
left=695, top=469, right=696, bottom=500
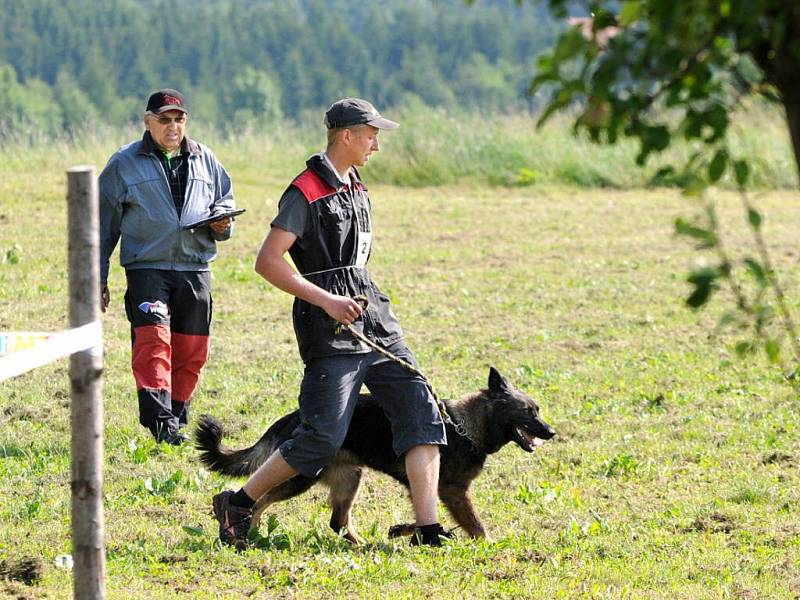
left=98, top=158, right=124, bottom=312
left=254, top=227, right=363, bottom=325
left=209, top=158, right=235, bottom=240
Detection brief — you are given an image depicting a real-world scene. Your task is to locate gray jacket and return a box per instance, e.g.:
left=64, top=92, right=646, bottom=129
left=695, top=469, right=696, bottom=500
left=99, top=135, right=234, bottom=282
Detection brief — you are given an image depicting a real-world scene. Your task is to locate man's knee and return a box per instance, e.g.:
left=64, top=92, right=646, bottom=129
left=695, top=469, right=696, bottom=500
left=282, top=429, right=346, bottom=477
left=405, top=443, right=440, bottom=459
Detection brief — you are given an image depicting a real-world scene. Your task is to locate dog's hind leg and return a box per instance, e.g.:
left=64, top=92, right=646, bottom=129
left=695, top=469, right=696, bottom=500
left=322, top=464, right=364, bottom=545
left=251, top=476, right=317, bottom=531
left=440, top=483, right=487, bottom=538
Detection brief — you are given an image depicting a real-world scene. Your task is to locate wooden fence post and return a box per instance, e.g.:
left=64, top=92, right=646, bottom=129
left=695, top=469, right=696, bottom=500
left=67, top=166, right=105, bottom=600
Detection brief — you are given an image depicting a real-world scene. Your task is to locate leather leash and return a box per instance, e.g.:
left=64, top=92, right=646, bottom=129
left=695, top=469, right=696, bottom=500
left=336, top=295, right=470, bottom=440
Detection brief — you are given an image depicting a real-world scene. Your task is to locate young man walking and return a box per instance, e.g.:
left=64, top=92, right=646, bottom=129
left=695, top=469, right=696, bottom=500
left=212, top=98, right=449, bottom=548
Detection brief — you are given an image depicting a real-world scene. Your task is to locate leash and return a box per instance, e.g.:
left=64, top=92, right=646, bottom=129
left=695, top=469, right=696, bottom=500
left=335, top=296, right=471, bottom=440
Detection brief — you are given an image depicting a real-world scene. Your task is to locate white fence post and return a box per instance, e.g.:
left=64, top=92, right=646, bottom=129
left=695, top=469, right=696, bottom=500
left=67, top=166, right=105, bottom=600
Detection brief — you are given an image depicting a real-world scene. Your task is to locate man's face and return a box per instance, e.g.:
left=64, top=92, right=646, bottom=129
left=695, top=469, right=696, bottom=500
left=348, top=125, right=380, bottom=167
left=145, top=110, right=187, bottom=153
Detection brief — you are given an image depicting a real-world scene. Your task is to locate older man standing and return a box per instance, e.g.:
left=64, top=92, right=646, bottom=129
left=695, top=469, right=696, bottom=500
left=99, top=88, right=236, bottom=445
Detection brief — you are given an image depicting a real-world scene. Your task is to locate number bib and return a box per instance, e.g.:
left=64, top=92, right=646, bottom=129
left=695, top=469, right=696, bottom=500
left=355, top=231, right=372, bottom=267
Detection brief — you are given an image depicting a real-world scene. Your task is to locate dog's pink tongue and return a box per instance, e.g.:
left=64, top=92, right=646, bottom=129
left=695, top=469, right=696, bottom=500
left=532, top=437, right=545, bottom=447
left=517, top=428, right=537, bottom=449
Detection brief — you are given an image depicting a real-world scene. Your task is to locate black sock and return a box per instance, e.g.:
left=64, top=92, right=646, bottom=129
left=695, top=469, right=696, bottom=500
left=417, top=523, right=443, bottom=537
left=230, top=488, right=255, bottom=509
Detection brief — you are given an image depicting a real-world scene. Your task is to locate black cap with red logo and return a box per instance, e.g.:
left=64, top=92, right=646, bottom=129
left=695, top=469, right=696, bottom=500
left=146, top=89, right=189, bottom=115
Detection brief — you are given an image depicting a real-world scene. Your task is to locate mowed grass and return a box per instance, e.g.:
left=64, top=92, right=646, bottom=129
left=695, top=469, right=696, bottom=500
left=1, top=143, right=800, bottom=599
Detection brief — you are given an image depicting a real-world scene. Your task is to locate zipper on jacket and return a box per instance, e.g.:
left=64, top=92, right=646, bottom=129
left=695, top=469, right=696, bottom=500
left=150, top=154, right=182, bottom=269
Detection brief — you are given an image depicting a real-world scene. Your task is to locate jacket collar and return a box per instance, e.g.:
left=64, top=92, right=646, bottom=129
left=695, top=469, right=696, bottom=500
left=306, top=153, right=365, bottom=191
left=138, top=131, right=200, bottom=157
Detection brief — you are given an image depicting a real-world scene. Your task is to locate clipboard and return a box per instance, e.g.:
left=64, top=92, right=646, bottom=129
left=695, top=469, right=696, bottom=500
left=182, top=208, right=246, bottom=230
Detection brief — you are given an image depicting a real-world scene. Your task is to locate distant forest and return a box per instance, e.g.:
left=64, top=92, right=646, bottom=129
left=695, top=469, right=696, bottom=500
left=0, top=0, right=559, bottom=134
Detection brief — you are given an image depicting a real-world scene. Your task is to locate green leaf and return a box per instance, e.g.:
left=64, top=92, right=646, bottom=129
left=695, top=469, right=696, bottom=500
left=735, top=341, right=755, bottom=357
left=681, top=177, right=709, bottom=198
left=531, top=54, right=559, bottom=89
left=734, top=160, right=750, bottom=186
left=686, top=267, right=719, bottom=308
left=686, top=286, right=711, bottom=308
left=536, top=93, right=572, bottom=127
left=619, top=1, right=642, bottom=25
left=675, top=218, right=717, bottom=248
left=592, top=9, right=617, bottom=30
left=747, top=208, right=761, bottom=229
left=708, top=149, right=727, bottom=183
left=683, top=110, right=703, bottom=140
left=636, top=124, right=672, bottom=165
left=704, top=105, right=729, bottom=142
left=267, top=513, right=281, bottom=535
left=744, top=257, right=766, bottom=284
left=687, top=267, right=719, bottom=284
left=554, top=28, right=587, bottom=62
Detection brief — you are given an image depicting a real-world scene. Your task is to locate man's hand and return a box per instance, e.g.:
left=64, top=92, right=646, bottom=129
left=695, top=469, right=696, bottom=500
left=101, top=284, right=110, bottom=313
left=322, top=294, right=364, bottom=325
left=209, top=217, right=232, bottom=233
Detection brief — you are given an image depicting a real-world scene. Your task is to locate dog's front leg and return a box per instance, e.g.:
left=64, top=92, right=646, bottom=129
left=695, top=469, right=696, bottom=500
left=324, top=465, right=365, bottom=545
left=439, top=484, right=487, bottom=538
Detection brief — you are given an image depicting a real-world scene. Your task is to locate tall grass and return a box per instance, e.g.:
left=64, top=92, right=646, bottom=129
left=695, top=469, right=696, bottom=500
left=0, top=100, right=795, bottom=189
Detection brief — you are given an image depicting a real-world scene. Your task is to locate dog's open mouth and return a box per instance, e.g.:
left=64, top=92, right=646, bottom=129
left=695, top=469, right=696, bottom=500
left=513, top=427, right=544, bottom=452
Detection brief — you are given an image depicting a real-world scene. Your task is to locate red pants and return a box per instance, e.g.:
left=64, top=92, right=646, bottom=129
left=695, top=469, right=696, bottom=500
left=125, top=269, right=212, bottom=434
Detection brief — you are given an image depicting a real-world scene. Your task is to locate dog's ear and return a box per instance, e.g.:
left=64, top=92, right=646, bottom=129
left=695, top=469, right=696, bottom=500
left=488, top=366, right=510, bottom=394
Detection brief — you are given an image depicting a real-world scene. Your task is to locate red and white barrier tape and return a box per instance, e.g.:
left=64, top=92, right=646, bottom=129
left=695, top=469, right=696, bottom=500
left=0, top=321, right=102, bottom=382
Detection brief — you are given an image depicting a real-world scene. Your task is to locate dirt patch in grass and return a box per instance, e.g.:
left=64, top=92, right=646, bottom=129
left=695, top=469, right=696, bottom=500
left=685, top=512, right=737, bottom=534
left=0, top=556, right=42, bottom=586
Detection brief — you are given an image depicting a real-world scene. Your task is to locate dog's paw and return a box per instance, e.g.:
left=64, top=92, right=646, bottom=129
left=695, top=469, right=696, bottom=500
left=342, top=531, right=366, bottom=545
left=387, top=523, right=417, bottom=538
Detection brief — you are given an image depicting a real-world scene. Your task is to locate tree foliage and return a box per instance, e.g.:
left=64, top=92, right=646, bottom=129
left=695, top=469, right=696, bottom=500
left=531, top=0, right=800, bottom=185
left=531, top=0, right=800, bottom=374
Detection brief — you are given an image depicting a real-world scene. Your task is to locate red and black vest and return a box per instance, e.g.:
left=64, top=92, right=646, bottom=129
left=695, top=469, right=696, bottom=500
left=282, top=154, right=403, bottom=363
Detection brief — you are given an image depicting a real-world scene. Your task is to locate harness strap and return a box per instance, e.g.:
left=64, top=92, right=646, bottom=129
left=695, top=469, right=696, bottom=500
left=301, top=265, right=365, bottom=278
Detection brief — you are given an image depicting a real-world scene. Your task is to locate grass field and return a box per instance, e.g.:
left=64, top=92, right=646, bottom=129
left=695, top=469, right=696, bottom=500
left=1, top=130, right=800, bottom=599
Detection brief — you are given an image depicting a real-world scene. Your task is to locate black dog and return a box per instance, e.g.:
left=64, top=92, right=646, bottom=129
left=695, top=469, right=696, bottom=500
left=196, top=367, right=555, bottom=543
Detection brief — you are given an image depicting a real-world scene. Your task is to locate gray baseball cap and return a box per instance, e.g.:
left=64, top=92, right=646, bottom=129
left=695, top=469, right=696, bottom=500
left=324, top=97, right=399, bottom=130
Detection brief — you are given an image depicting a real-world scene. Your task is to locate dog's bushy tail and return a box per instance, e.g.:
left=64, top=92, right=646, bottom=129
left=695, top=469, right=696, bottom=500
left=195, top=413, right=294, bottom=478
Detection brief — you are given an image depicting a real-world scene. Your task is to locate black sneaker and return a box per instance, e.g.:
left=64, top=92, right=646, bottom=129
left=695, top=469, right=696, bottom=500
left=409, top=523, right=453, bottom=547
left=155, top=428, right=190, bottom=446
left=212, top=490, right=252, bottom=550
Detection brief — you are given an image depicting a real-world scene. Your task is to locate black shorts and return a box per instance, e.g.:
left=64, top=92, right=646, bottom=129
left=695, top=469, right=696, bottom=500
left=279, top=341, right=447, bottom=477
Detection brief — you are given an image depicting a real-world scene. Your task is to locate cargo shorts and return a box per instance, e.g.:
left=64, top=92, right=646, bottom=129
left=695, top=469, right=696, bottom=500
left=279, top=341, right=447, bottom=477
